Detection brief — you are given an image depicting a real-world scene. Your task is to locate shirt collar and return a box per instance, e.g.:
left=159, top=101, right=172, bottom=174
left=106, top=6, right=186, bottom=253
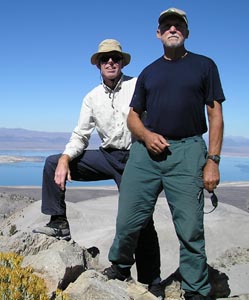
left=102, top=74, right=124, bottom=94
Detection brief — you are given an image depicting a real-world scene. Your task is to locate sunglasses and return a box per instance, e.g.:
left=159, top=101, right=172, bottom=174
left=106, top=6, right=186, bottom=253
left=204, top=191, right=218, bottom=214
left=210, top=191, right=218, bottom=208
left=99, top=55, right=123, bottom=64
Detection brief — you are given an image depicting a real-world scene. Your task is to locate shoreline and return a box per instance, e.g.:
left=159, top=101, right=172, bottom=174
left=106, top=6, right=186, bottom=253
left=0, top=155, right=45, bottom=163
left=1, top=181, right=248, bottom=188
left=1, top=152, right=249, bottom=164
left=0, top=182, right=248, bottom=212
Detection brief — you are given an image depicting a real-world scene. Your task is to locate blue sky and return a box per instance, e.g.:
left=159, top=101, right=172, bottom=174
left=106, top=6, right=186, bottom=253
left=1, top=0, right=249, bottom=138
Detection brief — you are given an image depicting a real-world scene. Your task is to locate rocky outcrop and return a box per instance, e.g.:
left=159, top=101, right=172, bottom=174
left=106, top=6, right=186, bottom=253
left=0, top=230, right=244, bottom=300
left=0, top=232, right=159, bottom=299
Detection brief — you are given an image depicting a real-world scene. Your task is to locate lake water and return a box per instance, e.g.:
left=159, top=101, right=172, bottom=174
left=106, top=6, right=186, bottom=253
left=0, top=150, right=249, bottom=186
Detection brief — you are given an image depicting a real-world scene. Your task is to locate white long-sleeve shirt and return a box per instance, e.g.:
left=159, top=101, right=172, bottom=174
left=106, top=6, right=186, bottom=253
left=63, top=75, right=137, bottom=160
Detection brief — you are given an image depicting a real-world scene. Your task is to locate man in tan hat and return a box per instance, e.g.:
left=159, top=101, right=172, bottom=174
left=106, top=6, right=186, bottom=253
left=33, top=39, right=163, bottom=298
left=105, top=7, right=225, bottom=300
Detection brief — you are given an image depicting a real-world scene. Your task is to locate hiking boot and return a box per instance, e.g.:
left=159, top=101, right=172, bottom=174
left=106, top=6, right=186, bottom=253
left=33, top=216, right=71, bottom=241
left=102, top=264, right=131, bottom=281
left=148, top=282, right=165, bottom=300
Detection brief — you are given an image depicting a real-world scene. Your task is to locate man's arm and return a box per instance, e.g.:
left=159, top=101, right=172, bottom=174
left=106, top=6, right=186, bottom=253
left=127, top=108, right=169, bottom=154
left=56, top=96, right=95, bottom=190
left=54, top=154, right=72, bottom=191
left=63, top=97, right=95, bottom=160
left=203, top=100, right=224, bottom=192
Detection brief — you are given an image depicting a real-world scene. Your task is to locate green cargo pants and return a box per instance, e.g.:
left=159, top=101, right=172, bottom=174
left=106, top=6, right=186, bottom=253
left=108, top=135, right=211, bottom=296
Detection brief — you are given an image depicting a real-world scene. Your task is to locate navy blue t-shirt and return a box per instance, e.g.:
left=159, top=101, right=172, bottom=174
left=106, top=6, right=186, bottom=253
left=130, top=52, right=225, bottom=138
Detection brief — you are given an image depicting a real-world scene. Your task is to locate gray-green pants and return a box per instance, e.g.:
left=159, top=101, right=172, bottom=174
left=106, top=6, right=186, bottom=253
left=109, top=135, right=211, bottom=295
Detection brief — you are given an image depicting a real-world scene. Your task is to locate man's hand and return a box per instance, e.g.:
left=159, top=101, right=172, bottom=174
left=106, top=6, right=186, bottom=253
left=143, top=131, right=170, bottom=154
left=127, top=107, right=169, bottom=154
left=203, top=159, right=220, bottom=192
left=54, top=154, right=72, bottom=190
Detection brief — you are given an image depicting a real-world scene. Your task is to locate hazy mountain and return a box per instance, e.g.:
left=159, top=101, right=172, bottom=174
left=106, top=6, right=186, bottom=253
left=221, top=136, right=249, bottom=156
left=0, top=128, right=248, bottom=156
left=0, top=128, right=101, bottom=150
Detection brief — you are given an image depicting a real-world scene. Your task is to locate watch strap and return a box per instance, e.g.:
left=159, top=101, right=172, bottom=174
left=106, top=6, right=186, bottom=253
left=207, top=155, right=220, bottom=164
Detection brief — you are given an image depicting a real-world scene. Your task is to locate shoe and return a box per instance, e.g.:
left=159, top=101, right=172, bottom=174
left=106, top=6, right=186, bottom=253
left=148, top=282, right=165, bottom=300
left=184, top=291, right=214, bottom=300
left=33, top=216, right=71, bottom=241
left=102, top=264, right=131, bottom=281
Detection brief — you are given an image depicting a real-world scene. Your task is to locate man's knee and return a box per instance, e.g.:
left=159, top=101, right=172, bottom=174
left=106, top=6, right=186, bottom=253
left=44, top=154, right=60, bottom=171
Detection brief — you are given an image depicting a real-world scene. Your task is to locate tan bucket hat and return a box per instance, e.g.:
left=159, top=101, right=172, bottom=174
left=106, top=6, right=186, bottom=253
left=91, top=39, right=131, bottom=66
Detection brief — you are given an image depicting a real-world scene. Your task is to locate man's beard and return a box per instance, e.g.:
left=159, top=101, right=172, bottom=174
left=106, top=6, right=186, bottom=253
left=165, top=41, right=184, bottom=49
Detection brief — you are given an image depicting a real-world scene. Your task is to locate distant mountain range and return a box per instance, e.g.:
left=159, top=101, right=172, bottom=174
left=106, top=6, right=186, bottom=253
left=0, top=128, right=101, bottom=151
left=0, top=127, right=249, bottom=156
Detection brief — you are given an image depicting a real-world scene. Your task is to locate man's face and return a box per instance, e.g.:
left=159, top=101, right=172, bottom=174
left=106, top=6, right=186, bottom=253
left=157, top=15, right=189, bottom=49
left=98, top=52, right=123, bottom=80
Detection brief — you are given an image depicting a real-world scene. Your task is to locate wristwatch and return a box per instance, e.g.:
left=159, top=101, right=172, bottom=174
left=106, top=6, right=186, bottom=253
left=207, top=155, right=220, bottom=164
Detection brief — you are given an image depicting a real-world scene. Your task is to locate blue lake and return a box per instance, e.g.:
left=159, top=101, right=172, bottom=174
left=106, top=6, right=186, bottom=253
left=0, top=150, right=114, bottom=186
left=0, top=150, right=248, bottom=186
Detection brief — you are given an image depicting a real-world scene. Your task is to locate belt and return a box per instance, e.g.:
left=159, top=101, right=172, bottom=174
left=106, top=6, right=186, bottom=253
left=165, top=136, right=183, bottom=140
left=165, top=134, right=202, bottom=141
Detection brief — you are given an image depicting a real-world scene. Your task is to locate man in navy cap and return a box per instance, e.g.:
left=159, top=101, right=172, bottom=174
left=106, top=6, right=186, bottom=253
left=104, top=8, right=225, bottom=300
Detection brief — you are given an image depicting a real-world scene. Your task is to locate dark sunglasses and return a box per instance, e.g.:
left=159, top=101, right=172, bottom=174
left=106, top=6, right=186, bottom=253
left=160, top=22, right=186, bottom=31
left=205, top=191, right=218, bottom=214
left=99, top=55, right=123, bottom=64
left=210, top=191, right=218, bottom=208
